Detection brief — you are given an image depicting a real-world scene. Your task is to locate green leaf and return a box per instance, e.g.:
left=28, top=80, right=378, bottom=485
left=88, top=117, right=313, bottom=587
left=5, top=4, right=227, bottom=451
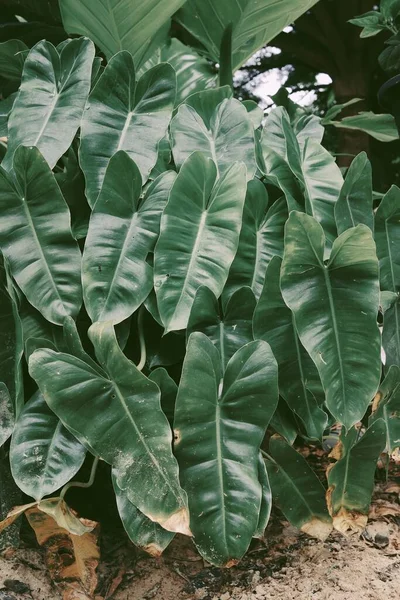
left=253, top=455, right=272, bottom=540
left=0, top=257, right=23, bottom=420
left=0, top=40, right=28, bottom=81
left=243, top=100, right=264, bottom=129
left=148, top=367, right=177, bottom=426
left=322, top=98, right=363, bottom=123
left=175, top=0, right=319, bottom=71
left=0, top=147, right=82, bottom=326
left=112, top=472, right=174, bottom=556
left=10, top=391, right=86, bottom=501
left=281, top=212, right=381, bottom=429
left=270, top=398, right=298, bottom=445
left=369, top=366, right=400, bottom=453
left=80, top=52, right=176, bottom=207
left=3, top=38, right=95, bottom=170
left=187, top=286, right=256, bottom=369
left=174, top=332, right=278, bottom=566
left=348, top=12, right=386, bottom=37
left=0, top=94, right=16, bottom=138
left=375, top=185, right=400, bottom=292
left=59, top=0, right=187, bottom=67
left=327, top=421, right=386, bottom=535
left=138, top=38, right=217, bottom=106
left=330, top=112, right=399, bottom=142
left=381, top=0, right=400, bottom=19
left=335, top=152, right=373, bottom=235
left=265, top=435, right=332, bottom=540
left=170, top=97, right=256, bottom=180
left=29, top=322, right=189, bottom=535
left=225, top=181, right=287, bottom=299
left=0, top=384, right=14, bottom=448
left=379, top=36, right=400, bottom=73
left=375, top=186, right=400, bottom=368
left=261, top=108, right=342, bottom=248
left=184, top=86, right=233, bottom=125
left=254, top=257, right=327, bottom=440
left=82, top=151, right=176, bottom=324
left=154, top=152, right=247, bottom=333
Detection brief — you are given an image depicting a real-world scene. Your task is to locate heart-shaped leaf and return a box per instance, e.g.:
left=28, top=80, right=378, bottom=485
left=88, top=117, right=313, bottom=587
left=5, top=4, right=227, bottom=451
left=4, top=38, right=95, bottom=170
left=79, top=52, right=176, bottom=206
left=281, top=212, right=381, bottom=429
left=29, top=322, right=189, bottom=535
left=174, top=332, right=278, bottom=566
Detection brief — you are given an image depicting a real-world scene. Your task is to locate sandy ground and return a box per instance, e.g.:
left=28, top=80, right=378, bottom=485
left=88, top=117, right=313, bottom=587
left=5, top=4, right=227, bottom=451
left=0, top=506, right=399, bottom=600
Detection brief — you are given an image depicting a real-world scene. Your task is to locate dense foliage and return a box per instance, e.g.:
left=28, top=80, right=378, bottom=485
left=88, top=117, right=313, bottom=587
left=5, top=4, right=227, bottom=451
left=0, top=0, right=399, bottom=569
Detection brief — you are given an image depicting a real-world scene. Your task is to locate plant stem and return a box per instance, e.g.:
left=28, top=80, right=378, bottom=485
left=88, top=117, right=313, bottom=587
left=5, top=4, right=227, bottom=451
left=219, top=22, right=233, bottom=89
left=261, top=449, right=276, bottom=464
left=136, top=305, right=146, bottom=372
left=60, top=455, right=99, bottom=501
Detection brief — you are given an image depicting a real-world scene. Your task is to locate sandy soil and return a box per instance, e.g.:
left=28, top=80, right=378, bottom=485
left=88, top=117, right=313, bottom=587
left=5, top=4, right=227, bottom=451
left=0, top=484, right=399, bottom=600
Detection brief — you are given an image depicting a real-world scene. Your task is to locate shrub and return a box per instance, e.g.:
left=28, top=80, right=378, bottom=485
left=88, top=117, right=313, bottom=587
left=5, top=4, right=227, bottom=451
left=0, top=0, right=399, bottom=568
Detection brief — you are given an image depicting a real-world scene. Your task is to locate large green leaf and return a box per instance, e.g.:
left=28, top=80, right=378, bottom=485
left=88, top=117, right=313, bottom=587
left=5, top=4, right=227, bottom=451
left=187, top=286, right=255, bottom=370
left=82, top=151, right=176, bottom=324
left=262, top=108, right=343, bottom=248
left=265, top=435, right=332, bottom=540
left=79, top=52, right=176, bottom=207
left=3, top=38, right=95, bottom=171
left=148, top=367, right=177, bottom=426
left=138, top=38, right=217, bottom=106
left=369, top=366, right=400, bottom=453
left=29, top=322, right=189, bottom=535
left=10, top=391, right=86, bottom=501
left=112, top=472, right=174, bottom=556
left=175, top=0, right=319, bottom=71
left=327, top=421, right=386, bottom=535
left=154, top=152, right=247, bottom=333
left=59, top=0, right=186, bottom=67
left=0, top=146, right=82, bottom=326
left=329, top=112, right=399, bottom=142
left=174, top=332, right=278, bottom=566
left=270, top=398, right=299, bottom=445
left=0, top=257, right=23, bottom=422
left=170, top=97, right=256, bottom=180
left=281, top=212, right=381, bottom=429
left=335, top=152, right=373, bottom=235
left=254, top=256, right=327, bottom=440
left=0, top=94, right=17, bottom=138
left=225, top=181, right=287, bottom=299
left=0, top=40, right=28, bottom=81
left=375, top=186, right=400, bottom=368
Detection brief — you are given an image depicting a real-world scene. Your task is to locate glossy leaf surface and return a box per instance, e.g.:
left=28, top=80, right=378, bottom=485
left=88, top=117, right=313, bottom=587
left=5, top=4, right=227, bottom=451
left=148, top=367, right=177, bottom=425
left=0, top=39, right=28, bottom=81
left=4, top=38, right=95, bottom=170
left=10, top=391, right=86, bottom=501
left=175, top=0, right=319, bottom=70
left=29, top=322, right=189, bottom=534
left=59, top=0, right=186, bottom=66
left=253, top=455, right=272, bottom=540
left=187, top=286, right=256, bottom=369
left=113, top=472, right=174, bottom=557
left=335, top=152, right=373, bottom=235
left=174, top=332, right=278, bottom=566
left=369, top=367, right=400, bottom=453
left=154, top=152, right=246, bottom=333
left=254, top=256, right=327, bottom=440
left=80, top=52, right=176, bottom=206
left=171, top=98, right=256, bottom=180
left=225, top=180, right=287, bottom=299
left=266, top=435, right=332, bottom=540
left=327, top=421, right=386, bottom=534
left=281, top=212, right=381, bottom=429
left=0, top=147, right=82, bottom=325
left=83, top=152, right=176, bottom=323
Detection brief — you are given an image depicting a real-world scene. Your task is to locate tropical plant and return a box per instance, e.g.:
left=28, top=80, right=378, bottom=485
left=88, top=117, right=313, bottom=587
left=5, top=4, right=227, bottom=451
left=0, top=0, right=398, bottom=570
